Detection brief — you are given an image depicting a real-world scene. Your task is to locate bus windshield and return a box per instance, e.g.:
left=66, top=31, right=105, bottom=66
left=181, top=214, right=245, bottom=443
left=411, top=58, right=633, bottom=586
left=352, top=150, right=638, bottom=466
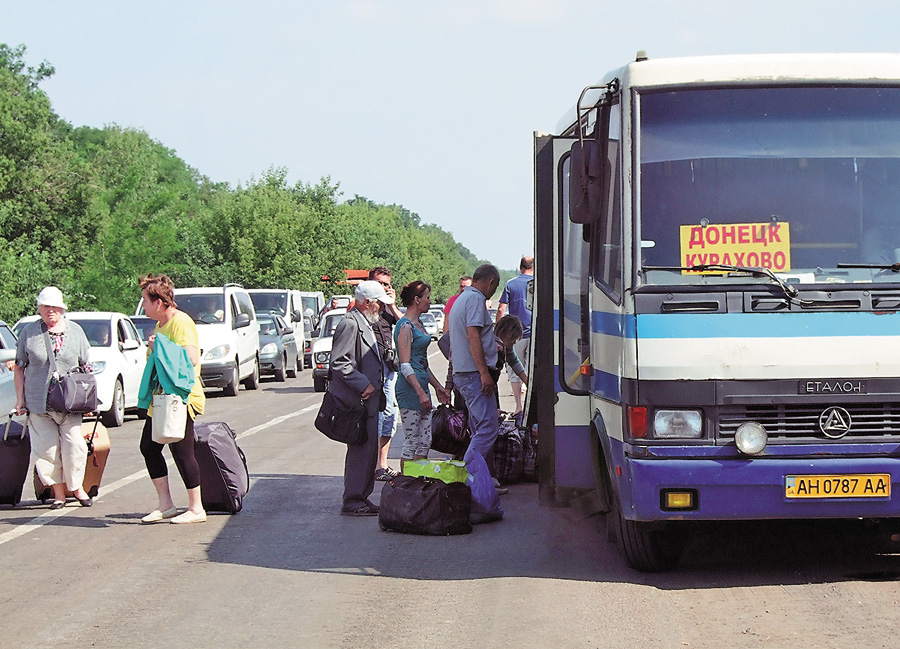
left=638, top=86, right=900, bottom=286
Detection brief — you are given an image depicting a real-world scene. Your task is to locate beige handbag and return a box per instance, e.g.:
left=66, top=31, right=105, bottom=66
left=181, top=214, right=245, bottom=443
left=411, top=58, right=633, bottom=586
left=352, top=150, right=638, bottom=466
left=151, top=393, right=187, bottom=444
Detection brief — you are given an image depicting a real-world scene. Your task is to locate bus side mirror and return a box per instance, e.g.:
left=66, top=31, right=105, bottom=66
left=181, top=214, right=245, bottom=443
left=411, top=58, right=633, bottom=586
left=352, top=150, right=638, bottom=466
left=569, top=140, right=602, bottom=224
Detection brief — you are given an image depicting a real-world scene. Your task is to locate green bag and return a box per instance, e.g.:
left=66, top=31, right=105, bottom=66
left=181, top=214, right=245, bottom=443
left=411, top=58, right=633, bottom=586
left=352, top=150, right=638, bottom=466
left=402, top=459, right=469, bottom=484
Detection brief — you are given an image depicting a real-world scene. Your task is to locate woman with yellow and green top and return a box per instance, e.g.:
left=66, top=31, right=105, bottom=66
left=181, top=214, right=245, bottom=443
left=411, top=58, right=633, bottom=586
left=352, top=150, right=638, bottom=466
left=137, top=273, right=207, bottom=524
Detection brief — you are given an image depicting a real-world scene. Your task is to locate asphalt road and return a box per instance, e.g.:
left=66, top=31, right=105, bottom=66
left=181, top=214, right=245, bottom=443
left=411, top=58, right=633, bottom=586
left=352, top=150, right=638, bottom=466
left=3, top=352, right=900, bottom=648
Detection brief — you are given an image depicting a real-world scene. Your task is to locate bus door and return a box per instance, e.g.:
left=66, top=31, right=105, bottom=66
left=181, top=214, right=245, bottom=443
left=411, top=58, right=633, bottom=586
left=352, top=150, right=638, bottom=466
left=531, top=133, right=595, bottom=506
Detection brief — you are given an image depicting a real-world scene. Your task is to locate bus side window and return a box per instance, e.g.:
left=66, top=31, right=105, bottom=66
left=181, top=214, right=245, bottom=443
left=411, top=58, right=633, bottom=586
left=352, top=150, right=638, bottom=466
left=592, top=128, right=623, bottom=300
left=559, top=155, right=591, bottom=394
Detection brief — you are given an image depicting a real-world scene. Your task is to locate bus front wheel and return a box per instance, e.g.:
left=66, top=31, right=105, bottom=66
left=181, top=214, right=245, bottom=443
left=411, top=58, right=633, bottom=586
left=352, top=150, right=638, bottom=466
left=610, top=498, right=685, bottom=573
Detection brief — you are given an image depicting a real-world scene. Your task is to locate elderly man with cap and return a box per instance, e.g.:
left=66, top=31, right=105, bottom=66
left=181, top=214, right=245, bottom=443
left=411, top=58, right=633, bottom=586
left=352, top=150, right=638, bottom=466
left=14, top=286, right=94, bottom=509
left=330, top=280, right=394, bottom=516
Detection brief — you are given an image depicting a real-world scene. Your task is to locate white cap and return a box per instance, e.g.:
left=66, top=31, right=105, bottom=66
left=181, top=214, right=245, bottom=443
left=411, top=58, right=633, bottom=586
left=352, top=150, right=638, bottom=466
left=36, top=286, right=67, bottom=310
left=354, top=280, right=394, bottom=305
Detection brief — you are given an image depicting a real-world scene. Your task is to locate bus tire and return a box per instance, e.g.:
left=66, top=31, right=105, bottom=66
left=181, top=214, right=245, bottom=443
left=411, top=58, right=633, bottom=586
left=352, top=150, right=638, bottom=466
left=611, top=498, right=684, bottom=572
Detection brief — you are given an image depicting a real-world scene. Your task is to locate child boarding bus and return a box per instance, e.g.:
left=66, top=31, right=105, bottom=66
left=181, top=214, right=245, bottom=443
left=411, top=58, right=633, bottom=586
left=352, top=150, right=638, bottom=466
left=529, top=52, right=900, bottom=571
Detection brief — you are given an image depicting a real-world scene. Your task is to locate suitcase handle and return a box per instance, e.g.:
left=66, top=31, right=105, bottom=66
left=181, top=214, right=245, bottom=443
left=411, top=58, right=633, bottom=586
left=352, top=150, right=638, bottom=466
left=5, top=411, right=28, bottom=443
left=85, top=418, right=100, bottom=456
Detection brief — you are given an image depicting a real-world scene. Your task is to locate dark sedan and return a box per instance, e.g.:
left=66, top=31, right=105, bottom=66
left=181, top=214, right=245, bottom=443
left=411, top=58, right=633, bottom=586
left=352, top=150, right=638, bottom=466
left=257, top=313, right=298, bottom=382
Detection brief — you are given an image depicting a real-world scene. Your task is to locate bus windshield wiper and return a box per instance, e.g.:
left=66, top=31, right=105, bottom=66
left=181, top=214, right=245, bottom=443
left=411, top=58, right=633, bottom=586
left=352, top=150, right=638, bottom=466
left=643, top=264, right=802, bottom=301
left=837, top=262, right=900, bottom=272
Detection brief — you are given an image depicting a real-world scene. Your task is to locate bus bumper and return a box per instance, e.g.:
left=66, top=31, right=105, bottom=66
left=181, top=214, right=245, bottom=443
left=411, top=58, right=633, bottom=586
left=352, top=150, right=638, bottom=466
left=621, top=454, right=900, bottom=522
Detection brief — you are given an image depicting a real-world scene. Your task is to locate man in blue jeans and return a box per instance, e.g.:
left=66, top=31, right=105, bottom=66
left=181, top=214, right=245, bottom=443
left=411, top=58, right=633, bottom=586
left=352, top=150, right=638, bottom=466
left=368, top=266, right=403, bottom=481
left=447, top=264, right=503, bottom=520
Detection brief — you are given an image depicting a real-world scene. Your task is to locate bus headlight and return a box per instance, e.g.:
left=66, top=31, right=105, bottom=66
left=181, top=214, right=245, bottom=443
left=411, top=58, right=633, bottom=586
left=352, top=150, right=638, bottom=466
left=653, top=410, right=703, bottom=439
left=735, top=421, right=767, bottom=455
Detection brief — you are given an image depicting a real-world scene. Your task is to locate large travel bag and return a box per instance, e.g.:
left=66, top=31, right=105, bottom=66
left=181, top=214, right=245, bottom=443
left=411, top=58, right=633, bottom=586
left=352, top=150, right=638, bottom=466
left=193, top=421, right=249, bottom=514
left=1, top=415, right=31, bottom=506
left=379, top=474, right=473, bottom=535
left=490, top=416, right=525, bottom=485
left=34, top=418, right=110, bottom=502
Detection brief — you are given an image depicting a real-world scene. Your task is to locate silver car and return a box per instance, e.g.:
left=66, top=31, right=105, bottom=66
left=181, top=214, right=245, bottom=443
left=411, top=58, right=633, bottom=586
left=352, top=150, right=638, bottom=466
left=419, top=312, right=439, bottom=340
left=0, top=320, right=24, bottom=427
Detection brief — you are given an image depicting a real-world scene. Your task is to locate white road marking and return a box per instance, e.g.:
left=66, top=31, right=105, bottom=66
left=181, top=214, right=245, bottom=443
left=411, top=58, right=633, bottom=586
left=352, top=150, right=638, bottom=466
left=0, top=405, right=318, bottom=546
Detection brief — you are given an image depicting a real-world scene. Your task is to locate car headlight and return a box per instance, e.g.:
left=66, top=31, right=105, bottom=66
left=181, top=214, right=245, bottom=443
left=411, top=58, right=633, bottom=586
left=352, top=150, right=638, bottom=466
left=204, top=344, right=231, bottom=361
left=315, top=351, right=330, bottom=364
left=261, top=342, right=278, bottom=355
left=653, top=409, right=703, bottom=439
left=91, top=361, right=106, bottom=374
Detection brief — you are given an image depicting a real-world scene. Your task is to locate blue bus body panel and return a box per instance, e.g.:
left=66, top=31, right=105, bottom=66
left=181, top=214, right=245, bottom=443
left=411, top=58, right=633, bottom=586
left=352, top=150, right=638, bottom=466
left=555, top=425, right=596, bottom=489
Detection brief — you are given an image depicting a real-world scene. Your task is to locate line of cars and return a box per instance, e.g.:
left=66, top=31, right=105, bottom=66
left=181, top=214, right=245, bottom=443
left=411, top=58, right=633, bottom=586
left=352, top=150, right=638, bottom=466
left=1, top=285, right=329, bottom=428
left=2, top=288, right=450, bottom=423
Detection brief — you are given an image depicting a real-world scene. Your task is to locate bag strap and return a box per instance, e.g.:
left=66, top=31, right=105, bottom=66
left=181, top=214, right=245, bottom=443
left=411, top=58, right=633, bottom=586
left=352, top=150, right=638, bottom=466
left=86, top=418, right=99, bottom=455
left=41, top=323, right=60, bottom=378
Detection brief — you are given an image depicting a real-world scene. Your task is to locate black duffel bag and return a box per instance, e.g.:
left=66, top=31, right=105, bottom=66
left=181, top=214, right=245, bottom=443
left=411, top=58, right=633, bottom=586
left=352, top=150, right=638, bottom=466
left=314, top=391, right=366, bottom=446
left=379, top=475, right=472, bottom=536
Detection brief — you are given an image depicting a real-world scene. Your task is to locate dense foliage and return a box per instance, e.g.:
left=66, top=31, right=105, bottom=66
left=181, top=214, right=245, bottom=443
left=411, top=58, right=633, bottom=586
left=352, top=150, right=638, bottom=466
left=0, top=44, right=497, bottom=324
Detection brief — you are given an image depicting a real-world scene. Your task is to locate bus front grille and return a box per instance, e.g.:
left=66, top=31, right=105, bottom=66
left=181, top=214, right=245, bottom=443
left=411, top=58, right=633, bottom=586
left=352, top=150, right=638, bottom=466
left=717, top=404, right=900, bottom=440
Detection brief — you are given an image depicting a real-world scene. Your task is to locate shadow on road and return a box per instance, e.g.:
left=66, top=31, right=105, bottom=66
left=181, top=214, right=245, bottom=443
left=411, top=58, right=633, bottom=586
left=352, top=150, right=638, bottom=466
left=202, top=473, right=900, bottom=587
left=266, top=385, right=317, bottom=395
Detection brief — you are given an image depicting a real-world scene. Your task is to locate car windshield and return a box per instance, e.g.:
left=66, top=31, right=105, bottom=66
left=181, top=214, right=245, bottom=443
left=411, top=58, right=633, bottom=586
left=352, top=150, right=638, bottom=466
left=257, top=315, right=278, bottom=336
left=70, top=319, right=112, bottom=347
left=420, top=313, right=436, bottom=324
left=301, top=296, right=318, bottom=314
left=321, top=313, right=344, bottom=337
left=638, top=86, right=900, bottom=286
left=131, top=318, right=157, bottom=341
left=0, top=324, right=16, bottom=349
left=177, top=294, right=225, bottom=323
left=249, top=292, right=287, bottom=316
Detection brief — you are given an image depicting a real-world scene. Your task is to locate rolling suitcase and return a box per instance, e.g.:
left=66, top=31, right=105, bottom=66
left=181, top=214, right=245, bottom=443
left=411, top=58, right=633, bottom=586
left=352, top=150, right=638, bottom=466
left=379, top=474, right=473, bottom=535
left=1, top=414, right=31, bottom=506
left=35, top=419, right=110, bottom=502
left=193, top=421, right=249, bottom=513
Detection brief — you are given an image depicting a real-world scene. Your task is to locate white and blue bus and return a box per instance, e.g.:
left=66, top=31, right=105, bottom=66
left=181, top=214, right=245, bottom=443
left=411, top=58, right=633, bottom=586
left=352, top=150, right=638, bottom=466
left=530, top=53, right=900, bottom=571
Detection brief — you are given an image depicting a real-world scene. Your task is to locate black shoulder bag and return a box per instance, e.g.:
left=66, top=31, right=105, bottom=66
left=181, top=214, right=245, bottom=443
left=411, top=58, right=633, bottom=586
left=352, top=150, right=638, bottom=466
left=314, top=315, right=367, bottom=445
left=43, top=326, right=98, bottom=414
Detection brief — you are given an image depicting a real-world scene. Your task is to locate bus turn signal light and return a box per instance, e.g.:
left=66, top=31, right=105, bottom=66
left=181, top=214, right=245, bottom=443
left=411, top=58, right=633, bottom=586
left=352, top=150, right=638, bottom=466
left=661, top=489, right=698, bottom=511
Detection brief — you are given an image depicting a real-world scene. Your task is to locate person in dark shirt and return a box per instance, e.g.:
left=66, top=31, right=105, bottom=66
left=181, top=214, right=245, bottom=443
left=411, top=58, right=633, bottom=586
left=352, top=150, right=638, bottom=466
left=368, top=266, right=404, bottom=480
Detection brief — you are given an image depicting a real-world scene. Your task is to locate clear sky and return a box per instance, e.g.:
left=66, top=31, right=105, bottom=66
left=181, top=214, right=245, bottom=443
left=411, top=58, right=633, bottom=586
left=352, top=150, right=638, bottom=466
left=4, top=1, right=900, bottom=269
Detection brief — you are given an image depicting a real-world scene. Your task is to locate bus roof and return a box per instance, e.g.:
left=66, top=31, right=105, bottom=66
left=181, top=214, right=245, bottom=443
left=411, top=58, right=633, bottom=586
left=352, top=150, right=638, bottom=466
left=556, top=52, right=900, bottom=133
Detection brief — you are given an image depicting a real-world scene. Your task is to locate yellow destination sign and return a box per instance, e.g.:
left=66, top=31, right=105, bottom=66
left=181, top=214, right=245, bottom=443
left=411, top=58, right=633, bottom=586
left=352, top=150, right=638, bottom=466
left=679, top=222, right=791, bottom=274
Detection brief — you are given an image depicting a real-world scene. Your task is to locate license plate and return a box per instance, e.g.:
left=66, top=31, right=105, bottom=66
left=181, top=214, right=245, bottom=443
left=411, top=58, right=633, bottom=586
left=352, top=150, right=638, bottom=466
left=785, top=474, right=891, bottom=499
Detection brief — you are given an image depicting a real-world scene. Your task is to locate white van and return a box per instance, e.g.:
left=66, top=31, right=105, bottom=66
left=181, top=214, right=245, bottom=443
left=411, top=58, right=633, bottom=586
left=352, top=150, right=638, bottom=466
left=247, top=289, right=305, bottom=374
left=136, top=284, right=260, bottom=396
left=298, top=291, right=325, bottom=326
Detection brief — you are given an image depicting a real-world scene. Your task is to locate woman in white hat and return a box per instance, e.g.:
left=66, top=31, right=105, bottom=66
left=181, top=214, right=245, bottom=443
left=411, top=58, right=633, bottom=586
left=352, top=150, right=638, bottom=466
left=13, top=286, right=94, bottom=509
